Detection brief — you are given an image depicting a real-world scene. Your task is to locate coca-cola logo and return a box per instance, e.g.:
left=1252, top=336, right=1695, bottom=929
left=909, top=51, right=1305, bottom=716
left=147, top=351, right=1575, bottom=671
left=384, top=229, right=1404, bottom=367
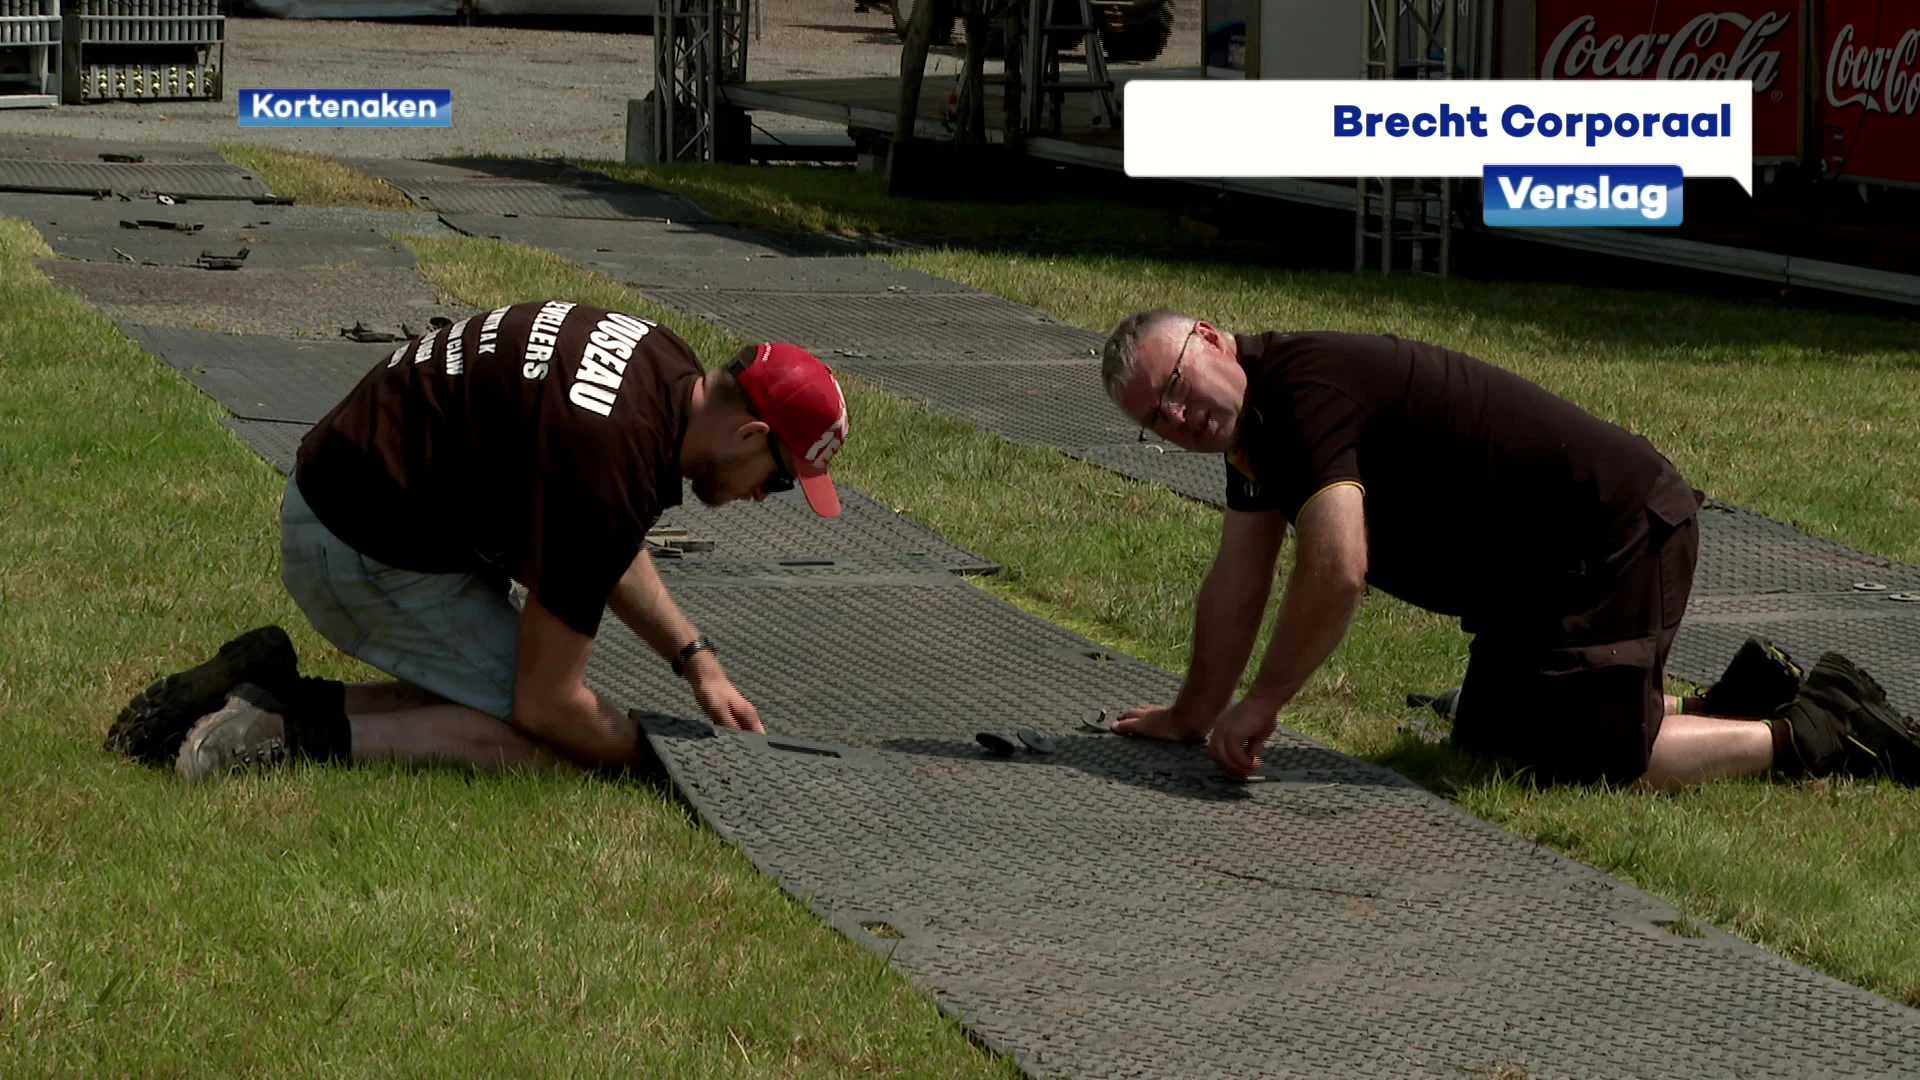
left=1826, top=24, right=1920, bottom=116
left=1542, top=11, right=1790, bottom=94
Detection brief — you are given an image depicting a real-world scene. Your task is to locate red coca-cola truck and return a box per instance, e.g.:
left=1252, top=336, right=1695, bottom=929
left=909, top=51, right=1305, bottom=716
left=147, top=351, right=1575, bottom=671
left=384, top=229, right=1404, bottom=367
left=1817, top=0, right=1920, bottom=187
left=1522, top=0, right=1920, bottom=187
left=1530, top=1, right=1803, bottom=162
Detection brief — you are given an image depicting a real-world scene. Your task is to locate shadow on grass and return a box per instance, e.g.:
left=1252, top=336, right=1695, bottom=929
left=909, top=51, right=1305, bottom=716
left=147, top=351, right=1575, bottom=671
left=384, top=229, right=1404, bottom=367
left=566, top=155, right=1920, bottom=365
left=109, top=744, right=685, bottom=801
left=351, top=150, right=1919, bottom=364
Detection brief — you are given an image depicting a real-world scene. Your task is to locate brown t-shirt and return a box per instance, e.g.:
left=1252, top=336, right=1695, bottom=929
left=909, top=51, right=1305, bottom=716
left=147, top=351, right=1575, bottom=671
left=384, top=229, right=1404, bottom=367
left=1226, top=332, right=1699, bottom=623
left=295, top=300, right=700, bottom=636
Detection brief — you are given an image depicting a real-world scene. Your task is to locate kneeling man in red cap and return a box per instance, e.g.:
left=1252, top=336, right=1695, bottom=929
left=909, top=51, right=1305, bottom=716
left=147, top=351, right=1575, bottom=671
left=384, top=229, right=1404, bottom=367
left=109, top=301, right=849, bottom=780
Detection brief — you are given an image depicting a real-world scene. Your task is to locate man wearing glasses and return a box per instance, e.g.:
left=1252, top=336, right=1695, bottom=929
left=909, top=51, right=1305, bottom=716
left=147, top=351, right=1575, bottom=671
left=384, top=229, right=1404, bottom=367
left=1099, top=308, right=1918, bottom=790
left=114, top=302, right=849, bottom=781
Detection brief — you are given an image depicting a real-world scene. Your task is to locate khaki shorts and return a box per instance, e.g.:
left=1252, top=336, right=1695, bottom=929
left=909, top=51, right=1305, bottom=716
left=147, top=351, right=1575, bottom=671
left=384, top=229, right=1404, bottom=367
left=278, top=475, right=520, bottom=720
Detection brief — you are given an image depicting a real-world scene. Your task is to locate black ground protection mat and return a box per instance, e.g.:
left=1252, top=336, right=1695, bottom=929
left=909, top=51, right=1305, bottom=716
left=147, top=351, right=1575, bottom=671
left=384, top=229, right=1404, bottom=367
left=393, top=179, right=710, bottom=221
left=336, top=157, right=587, bottom=185
left=839, top=361, right=1153, bottom=448
left=1675, top=598, right=1920, bottom=717
left=436, top=210, right=808, bottom=259
left=221, top=418, right=310, bottom=474
left=411, top=168, right=1920, bottom=722
left=645, top=715, right=1920, bottom=1080
left=0, top=135, right=231, bottom=164
left=39, top=221, right=418, bottom=271
left=125, top=325, right=392, bottom=423
left=647, top=554, right=965, bottom=582
left=1667, top=502, right=1920, bottom=714
left=585, top=572, right=1178, bottom=748
left=340, top=157, right=716, bottom=222
left=0, top=192, right=449, bottom=238
left=646, top=289, right=1104, bottom=364
left=41, top=262, right=472, bottom=340
left=585, top=581, right=1920, bottom=1080
left=622, top=232, right=1920, bottom=718
left=593, top=254, right=977, bottom=294
left=653, top=483, right=997, bottom=575
left=0, top=159, right=273, bottom=201
left=805, top=332, right=1920, bottom=714
left=1692, top=502, right=1920, bottom=598
left=0, top=191, right=255, bottom=230
left=166, top=334, right=994, bottom=572
left=1043, top=450, right=1920, bottom=714
left=101, top=163, right=1920, bottom=1080
left=1065, top=443, right=1227, bottom=506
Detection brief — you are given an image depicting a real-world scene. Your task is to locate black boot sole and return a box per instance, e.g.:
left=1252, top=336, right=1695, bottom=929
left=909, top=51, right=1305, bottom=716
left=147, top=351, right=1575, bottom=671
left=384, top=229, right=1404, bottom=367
left=106, top=626, right=299, bottom=767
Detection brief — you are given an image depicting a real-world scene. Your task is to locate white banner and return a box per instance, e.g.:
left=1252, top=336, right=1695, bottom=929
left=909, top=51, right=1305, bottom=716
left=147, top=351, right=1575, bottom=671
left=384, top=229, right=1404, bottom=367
left=1124, top=80, right=1755, bottom=193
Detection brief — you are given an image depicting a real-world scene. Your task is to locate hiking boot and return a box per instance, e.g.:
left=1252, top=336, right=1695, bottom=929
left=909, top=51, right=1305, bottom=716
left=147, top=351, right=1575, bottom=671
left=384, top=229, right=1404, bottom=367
left=1800, top=652, right=1920, bottom=783
left=107, top=626, right=299, bottom=767
left=1405, top=686, right=1462, bottom=722
left=1772, top=696, right=1855, bottom=777
left=174, top=684, right=293, bottom=783
left=1701, top=636, right=1804, bottom=719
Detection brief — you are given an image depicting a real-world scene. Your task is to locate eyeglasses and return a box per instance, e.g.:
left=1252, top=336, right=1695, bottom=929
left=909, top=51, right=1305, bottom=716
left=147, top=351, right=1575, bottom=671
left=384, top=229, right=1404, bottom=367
left=1141, top=323, right=1198, bottom=435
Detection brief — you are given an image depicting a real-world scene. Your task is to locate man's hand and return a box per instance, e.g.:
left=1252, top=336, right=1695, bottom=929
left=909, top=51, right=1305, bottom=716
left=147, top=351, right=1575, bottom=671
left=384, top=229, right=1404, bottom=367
left=1111, top=703, right=1210, bottom=743
left=1208, top=698, right=1280, bottom=776
left=685, top=653, right=764, bottom=733
left=604, top=551, right=765, bottom=734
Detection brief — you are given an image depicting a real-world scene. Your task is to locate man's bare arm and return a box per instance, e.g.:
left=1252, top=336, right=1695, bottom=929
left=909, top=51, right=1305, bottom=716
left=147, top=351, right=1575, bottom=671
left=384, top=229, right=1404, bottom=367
left=509, top=594, right=642, bottom=766
left=605, top=547, right=764, bottom=732
left=606, top=547, right=699, bottom=661
left=1205, top=483, right=1369, bottom=774
left=1243, top=483, right=1369, bottom=713
left=1162, top=509, right=1288, bottom=730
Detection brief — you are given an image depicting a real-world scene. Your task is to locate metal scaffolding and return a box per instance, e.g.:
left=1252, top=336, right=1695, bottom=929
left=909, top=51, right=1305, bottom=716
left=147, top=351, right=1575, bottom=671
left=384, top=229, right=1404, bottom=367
left=651, top=0, right=749, bottom=162
left=1020, top=0, right=1117, bottom=137
left=1355, top=0, right=1484, bottom=275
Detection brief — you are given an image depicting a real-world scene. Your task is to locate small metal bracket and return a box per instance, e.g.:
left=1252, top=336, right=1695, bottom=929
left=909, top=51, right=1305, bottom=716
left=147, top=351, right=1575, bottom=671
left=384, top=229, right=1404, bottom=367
left=195, top=249, right=248, bottom=270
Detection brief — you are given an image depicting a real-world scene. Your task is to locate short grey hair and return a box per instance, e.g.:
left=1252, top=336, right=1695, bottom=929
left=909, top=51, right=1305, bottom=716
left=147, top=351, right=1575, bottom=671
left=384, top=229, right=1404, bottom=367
left=1102, top=308, right=1194, bottom=404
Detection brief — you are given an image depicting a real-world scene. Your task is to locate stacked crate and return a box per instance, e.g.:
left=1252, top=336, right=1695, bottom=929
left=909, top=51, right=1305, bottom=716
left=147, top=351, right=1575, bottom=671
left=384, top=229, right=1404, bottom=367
left=60, top=0, right=222, bottom=103
left=0, top=0, right=61, bottom=108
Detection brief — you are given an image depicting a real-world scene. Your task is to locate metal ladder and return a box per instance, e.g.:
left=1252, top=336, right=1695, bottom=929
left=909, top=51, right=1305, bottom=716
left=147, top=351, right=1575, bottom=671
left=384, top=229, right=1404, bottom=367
left=1023, top=0, right=1117, bottom=136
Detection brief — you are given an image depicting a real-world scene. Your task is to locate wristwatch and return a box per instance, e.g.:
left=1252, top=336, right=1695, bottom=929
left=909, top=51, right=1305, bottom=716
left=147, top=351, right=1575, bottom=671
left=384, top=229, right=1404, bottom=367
left=671, top=634, right=716, bottom=677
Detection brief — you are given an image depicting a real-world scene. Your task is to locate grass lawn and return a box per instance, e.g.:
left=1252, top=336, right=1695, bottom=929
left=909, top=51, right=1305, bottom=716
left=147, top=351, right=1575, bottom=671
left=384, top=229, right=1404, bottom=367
left=402, top=178, right=1920, bottom=1012
left=0, top=217, right=1016, bottom=1078
left=213, top=142, right=420, bottom=210
left=3, top=143, right=1916, bottom=1076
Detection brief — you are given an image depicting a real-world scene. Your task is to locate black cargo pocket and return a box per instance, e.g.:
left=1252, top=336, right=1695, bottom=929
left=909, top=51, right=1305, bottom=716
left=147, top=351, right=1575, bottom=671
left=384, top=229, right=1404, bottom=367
left=1654, top=517, right=1699, bottom=635
left=1647, top=478, right=1704, bottom=529
left=1463, top=636, right=1661, bottom=785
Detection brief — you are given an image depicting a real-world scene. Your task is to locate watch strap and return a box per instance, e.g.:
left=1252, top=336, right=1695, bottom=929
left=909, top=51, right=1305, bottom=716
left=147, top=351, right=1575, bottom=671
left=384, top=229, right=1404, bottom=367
left=671, top=634, right=716, bottom=677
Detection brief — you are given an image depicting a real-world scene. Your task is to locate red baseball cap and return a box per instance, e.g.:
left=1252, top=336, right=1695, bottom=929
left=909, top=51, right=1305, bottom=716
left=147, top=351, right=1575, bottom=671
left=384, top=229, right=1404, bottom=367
left=733, top=342, right=848, bottom=518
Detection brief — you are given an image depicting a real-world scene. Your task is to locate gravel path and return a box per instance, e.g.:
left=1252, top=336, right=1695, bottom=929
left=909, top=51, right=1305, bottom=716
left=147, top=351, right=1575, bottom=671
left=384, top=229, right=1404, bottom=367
left=0, top=0, right=1202, bottom=158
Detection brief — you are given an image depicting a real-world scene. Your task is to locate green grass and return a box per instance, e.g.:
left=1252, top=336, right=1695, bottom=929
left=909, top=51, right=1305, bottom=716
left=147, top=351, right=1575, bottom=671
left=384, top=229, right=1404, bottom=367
left=580, top=159, right=1920, bottom=562
left=394, top=168, right=1920, bottom=1011
left=882, top=249, right=1920, bottom=562
left=0, top=217, right=1015, bottom=1078
left=8, top=148, right=1920, bottom=1078
left=214, top=143, right=420, bottom=210
left=586, top=159, right=1271, bottom=255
